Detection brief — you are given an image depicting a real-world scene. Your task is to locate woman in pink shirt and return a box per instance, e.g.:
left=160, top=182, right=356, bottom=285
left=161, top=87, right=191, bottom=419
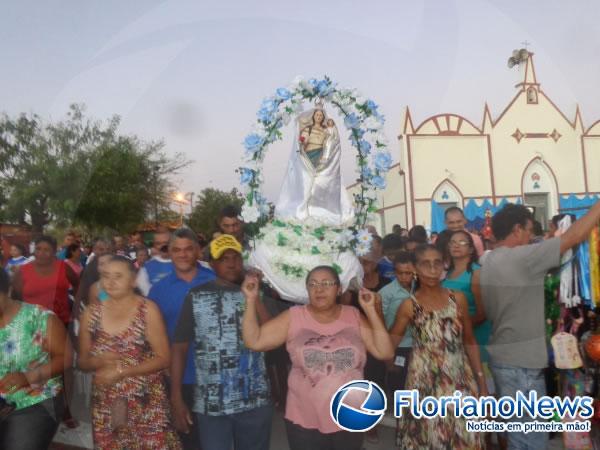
left=242, top=266, right=394, bottom=450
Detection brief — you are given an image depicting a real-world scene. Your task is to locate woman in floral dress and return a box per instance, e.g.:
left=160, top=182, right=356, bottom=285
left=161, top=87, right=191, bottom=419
left=0, top=269, right=69, bottom=449
left=78, top=255, right=181, bottom=449
left=389, top=244, right=487, bottom=449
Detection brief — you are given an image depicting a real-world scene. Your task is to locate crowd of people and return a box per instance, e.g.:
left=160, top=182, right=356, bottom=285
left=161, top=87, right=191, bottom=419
left=0, top=201, right=599, bottom=449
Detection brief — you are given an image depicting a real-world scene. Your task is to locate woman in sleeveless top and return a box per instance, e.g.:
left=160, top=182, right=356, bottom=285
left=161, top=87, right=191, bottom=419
left=443, top=230, right=492, bottom=366
left=0, top=269, right=69, bottom=450
left=12, top=235, right=79, bottom=326
left=241, top=265, right=394, bottom=450
left=389, top=245, right=486, bottom=449
left=78, top=255, right=181, bottom=449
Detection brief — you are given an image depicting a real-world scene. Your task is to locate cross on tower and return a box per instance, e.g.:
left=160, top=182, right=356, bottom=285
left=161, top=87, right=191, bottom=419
left=521, top=41, right=531, bottom=50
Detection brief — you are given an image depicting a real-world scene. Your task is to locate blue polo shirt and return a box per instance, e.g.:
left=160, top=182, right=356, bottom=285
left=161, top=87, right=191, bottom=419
left=148, top=264, right=216, bottom=385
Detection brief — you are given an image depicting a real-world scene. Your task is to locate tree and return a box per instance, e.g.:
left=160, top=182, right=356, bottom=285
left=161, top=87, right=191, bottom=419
left=0, top=104, right=189, bottom=234
left=188, top=188, right=243, bottom=237
left=0, top=105, right=106, bottom=233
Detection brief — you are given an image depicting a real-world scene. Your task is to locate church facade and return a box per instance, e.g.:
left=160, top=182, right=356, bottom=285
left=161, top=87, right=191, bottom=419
left=352, top=52, right=600, bottom=233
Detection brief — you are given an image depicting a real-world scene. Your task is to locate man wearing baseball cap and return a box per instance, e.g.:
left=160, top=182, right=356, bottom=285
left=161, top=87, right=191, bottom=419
left=171, top=235, right=272, bottom=450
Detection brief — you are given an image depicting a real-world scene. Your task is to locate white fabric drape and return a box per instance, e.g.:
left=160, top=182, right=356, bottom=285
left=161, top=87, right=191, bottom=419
left=275, top=109, right=354, bottom=227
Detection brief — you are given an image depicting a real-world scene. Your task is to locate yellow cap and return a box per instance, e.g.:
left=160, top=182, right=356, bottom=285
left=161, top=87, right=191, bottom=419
left=210, top=234, right=242, bottom=260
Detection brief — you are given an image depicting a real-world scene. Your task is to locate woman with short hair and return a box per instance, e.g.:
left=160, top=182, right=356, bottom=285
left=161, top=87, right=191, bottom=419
left=242, top=265, right=394, bottom=450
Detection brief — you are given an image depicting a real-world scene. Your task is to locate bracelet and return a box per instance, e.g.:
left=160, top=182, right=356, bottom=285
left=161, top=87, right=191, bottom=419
left=476, top=371, right=484, bottom=378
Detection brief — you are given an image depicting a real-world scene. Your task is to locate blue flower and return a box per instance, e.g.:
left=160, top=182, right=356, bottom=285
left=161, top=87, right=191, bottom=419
left=371, top=175, right=386, bottom=189
left=244, top=133, right=264, bottom=154
left=374, top=152, right=392, bottom=171
left=361, top=166, right=373, bottom=179
left=374, top=111, right=385, bottom=122
left=257, top=107, right=274, bottom=123
left=257, top=98, right=278, bottom=123
left=348, top=128, right=366, bottom=147
left=275, top=88, right=292, bottom=101
left=316, top=79, right=334, bottom=96
left=365, top=99, right=379, bottom=114
left=240, top=168, right=254, bottom=185
left=344, top=113, right=360, bottom=130
left=261, top=98, right=278, bottom=112
left=358, top=140, right=372, bottom=156
left=307, top=78, right=318, bottom=88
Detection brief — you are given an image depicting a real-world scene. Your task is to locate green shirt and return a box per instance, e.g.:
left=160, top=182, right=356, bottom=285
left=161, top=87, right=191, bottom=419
left=0, top=302, right=62, bottom=410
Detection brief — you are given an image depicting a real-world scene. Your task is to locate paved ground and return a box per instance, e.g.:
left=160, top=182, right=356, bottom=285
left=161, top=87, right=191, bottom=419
left=51, top=397, right=569, bottom=450
left=50, top=372, right=572, bottom=449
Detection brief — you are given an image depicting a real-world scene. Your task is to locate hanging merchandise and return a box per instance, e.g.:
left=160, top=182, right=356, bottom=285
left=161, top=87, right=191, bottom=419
left=558, top=216, right=582, bottom=307
left=561, top=314, right=593, bottom=450
left=553, top=310, right=584, bottom=370
left=553, top=329, right=584, bottom=369
left=578, top=241, right=592, bottom=307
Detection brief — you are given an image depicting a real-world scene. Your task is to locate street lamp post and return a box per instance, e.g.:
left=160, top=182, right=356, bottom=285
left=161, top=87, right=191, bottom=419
left=174, top=192, right=194, bottom=227
left=185, top=192, right=194, bottom=215
left=174, top=192, right=186, bottom=227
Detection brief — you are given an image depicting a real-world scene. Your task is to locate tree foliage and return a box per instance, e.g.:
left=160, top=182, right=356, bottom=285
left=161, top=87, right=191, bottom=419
left=188, top=188, right=243, bottom=237
left=0, top=104, right=189, bottom=234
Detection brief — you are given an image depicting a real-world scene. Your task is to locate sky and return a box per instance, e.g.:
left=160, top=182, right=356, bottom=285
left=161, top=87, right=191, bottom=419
left=2, top=0, right=600, bottom=206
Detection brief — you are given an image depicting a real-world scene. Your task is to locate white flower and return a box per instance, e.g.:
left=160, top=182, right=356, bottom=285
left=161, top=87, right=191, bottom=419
left=300, top=79, right=315, bottom=93
left=375, top=132, right=389, bottom=145
left=335, top=229, right=355, bottom=247
left=364, top=116, right=382, bottom=131
left=258, top=201, right=270, bottom=216
left=363, top=188, right=378, bottom=201
left=355, top=228, right=373, bottom=244
left=241, top=203, right=261, bottom=223
left=291, top=75, right=304, bottom=89
left=244, top=159, right=259, bottom=171
left=355, top=241, right=371, bottom=257
left=316, top=240, right=331, bottom=254
left=366, top=212, right=379, bottom=224
left=281, top=111, right=291, bottom=125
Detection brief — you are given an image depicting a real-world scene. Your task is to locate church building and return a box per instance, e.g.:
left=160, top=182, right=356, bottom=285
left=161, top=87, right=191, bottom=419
left=355, top=52, right=600, bottom=233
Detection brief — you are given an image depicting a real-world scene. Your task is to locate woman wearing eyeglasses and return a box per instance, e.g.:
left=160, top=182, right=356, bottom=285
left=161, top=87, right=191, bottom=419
left=442, top=230, right=491, bottom=363
left=389, top=244, right=486, bottom=449
left=442, top=230, right=497, bottom=449
left=241, top=265, right=394, bottom=450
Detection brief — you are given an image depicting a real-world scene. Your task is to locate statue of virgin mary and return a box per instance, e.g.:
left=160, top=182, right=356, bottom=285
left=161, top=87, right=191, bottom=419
left=248, top=105, right=362, bottom=302
left=275, top=106, right=355, bottom=226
